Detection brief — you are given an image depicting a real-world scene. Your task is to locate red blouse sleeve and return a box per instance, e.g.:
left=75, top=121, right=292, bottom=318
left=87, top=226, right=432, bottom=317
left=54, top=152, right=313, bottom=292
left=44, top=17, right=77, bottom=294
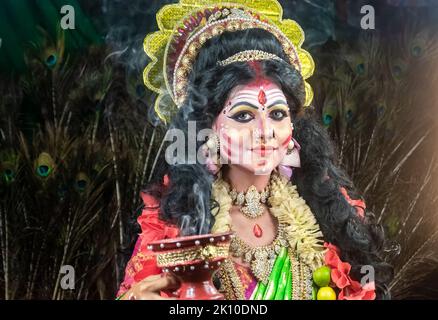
left=340, top=187, right=366, bottom=219
left=116, top=188, right=179, bottom=297
left=323, top=175, right=366, bottom=219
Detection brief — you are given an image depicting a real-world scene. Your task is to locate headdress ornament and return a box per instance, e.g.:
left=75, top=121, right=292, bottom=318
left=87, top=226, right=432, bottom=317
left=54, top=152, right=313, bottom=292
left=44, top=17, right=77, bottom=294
left=144, top=0, right=315, bottom=122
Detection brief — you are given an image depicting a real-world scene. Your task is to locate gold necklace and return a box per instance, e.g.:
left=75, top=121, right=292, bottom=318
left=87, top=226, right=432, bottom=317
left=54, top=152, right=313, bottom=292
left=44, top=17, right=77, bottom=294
left=228, top=183, right=270, bottom=219
left=213, top=172, right=326, bottom=270
left=229, top=224, right=288, bottom=284
left=212, top=172, right=326, bottom=299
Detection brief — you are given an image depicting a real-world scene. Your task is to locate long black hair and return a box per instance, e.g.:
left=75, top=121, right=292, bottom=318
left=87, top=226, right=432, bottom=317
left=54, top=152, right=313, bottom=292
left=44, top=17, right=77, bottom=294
left=144, top=28, right=393, bottom=299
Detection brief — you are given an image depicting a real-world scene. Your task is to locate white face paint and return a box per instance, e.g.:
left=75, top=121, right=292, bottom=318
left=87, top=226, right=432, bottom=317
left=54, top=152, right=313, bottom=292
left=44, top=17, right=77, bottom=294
left=213, top=80, right=294, bottom=175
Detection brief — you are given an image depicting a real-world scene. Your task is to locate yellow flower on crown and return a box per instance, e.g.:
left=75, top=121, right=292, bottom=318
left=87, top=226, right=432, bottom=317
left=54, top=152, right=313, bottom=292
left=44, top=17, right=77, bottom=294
left=143, top=0, right=315, bottom=122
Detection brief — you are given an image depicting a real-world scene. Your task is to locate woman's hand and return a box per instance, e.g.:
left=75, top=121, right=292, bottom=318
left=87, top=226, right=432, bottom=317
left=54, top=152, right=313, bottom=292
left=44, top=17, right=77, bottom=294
left=120, top=273, right=180, bottom=300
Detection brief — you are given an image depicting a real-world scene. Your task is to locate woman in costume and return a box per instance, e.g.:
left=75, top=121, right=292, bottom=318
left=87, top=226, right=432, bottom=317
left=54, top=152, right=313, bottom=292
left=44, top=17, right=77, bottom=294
left=117, top=0, right=392, bottom=300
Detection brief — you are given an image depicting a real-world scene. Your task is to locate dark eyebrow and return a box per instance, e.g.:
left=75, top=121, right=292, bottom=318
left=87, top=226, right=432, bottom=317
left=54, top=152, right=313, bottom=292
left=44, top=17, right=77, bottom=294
left=267, top=100, right=288, bottom=109
left=229, top=101, right=259, bottom=111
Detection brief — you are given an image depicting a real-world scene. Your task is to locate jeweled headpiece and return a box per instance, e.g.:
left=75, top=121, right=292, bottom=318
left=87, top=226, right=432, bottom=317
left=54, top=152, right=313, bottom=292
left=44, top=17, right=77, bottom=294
left=144, top=0, right=315, bottom=122
left=217, top=50, right=285, bottom=67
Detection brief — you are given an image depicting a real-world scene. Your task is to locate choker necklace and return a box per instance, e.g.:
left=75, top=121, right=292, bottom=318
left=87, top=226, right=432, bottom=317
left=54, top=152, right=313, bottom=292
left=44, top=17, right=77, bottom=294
left=229, top=184, right=270, bottom=219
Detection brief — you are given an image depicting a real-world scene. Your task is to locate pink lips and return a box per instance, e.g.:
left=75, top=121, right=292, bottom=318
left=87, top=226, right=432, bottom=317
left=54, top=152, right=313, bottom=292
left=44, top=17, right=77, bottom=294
left=250, top=145, right=278, bottom=156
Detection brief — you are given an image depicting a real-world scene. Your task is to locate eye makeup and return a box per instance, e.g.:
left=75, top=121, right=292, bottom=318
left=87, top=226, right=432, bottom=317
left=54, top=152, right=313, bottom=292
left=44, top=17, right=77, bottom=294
left=229, top=110, right=254, bottom=123
left=227, top=104, right=289, bottom=123
left=268, top=105, right=289, bottom=120
left=228, top=101, right=259, bottom=112
left=225, top=103, right=257, bottom=123
left=266, top=100, right=288, bottom=109
left=223, top=85, right=290, bottom=124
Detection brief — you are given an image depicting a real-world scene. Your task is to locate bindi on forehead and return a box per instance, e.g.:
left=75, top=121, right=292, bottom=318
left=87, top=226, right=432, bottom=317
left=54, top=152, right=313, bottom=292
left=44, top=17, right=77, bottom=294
left=258, top=88, right=267, bottom=105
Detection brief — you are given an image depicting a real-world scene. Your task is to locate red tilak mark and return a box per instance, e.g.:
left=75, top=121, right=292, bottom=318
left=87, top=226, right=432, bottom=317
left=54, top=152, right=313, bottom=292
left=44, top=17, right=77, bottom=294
left=258, top=89, right=267, bottom=105
left=281, top=135, right=292, bottom=148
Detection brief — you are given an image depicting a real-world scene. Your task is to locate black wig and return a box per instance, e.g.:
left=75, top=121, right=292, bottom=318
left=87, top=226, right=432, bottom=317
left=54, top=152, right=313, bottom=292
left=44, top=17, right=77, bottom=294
left=144, top=28, right=393, bottom=299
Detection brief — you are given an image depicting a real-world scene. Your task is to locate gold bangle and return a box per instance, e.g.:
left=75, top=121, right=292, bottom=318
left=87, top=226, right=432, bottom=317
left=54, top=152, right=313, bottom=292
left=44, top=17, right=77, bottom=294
left=156, top=243, right=229, bottom=267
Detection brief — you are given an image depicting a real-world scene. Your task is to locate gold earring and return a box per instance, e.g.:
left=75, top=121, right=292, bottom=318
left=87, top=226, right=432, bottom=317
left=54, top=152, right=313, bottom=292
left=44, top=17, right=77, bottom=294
left=286, top=139, right=295, bottom=155
left=287, top=124, right=295, bottom=155
left=206, top=133, right=220, bottom=160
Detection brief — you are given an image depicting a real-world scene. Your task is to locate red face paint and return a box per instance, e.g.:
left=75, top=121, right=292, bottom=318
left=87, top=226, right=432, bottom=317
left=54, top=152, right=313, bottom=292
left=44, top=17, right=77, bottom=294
left=222, top=132, right=232, bottom=146
left=281, top=134, right=292, bottom=148
left=222, top=132, right=239, bottom=158
left=247, top=61, right=273, bottom=88
left=223, top=144, right=232, bottom=158
left=248, top=61, right=262, bottom=76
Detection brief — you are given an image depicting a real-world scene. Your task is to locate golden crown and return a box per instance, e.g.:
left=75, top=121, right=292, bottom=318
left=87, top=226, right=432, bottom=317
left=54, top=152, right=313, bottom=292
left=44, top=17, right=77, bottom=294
left=144, top=0, right=315, bottom=122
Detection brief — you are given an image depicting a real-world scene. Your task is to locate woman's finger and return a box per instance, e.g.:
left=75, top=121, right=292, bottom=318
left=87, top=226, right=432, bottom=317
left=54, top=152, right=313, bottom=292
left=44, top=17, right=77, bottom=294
left=140, top=273, right=180, bottom=293
left=141, top=274, right=161, bottom=283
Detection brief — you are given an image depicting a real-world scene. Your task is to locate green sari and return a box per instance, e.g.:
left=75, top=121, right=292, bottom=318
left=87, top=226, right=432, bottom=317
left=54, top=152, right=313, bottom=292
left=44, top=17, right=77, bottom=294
left=217, top=247, right=314, bottom=300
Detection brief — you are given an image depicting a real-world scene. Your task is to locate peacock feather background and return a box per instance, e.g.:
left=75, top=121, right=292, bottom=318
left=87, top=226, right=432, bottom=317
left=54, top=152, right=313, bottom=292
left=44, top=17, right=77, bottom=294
left=0, top=0, right=437, bottom=299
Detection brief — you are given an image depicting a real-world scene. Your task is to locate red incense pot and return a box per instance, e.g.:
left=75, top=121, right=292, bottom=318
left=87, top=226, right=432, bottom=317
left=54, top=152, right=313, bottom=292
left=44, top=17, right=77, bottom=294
left=148, top=232, right=232, bottom=300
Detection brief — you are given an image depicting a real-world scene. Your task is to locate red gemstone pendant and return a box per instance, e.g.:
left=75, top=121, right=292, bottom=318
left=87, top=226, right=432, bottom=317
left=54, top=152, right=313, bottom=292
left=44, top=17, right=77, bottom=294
left=253, top=224, right=263, bottom=238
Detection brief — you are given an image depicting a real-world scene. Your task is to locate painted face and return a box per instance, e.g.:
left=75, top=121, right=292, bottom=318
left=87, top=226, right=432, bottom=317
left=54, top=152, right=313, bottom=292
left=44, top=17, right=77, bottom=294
left=213, top=79, right=293, bottom=175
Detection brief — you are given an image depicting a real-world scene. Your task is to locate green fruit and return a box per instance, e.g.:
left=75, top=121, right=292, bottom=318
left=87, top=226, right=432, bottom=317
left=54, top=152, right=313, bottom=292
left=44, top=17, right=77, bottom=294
left=312, top=285, right=318, bottom=300
left=317, top=287, right=337, bottom=300
left=313, top=266, right=331, bottom=287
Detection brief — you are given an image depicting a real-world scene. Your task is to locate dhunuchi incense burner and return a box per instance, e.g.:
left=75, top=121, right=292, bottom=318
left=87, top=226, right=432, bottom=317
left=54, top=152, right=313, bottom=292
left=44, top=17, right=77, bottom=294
left=148, top=232, right=233, bottom=300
